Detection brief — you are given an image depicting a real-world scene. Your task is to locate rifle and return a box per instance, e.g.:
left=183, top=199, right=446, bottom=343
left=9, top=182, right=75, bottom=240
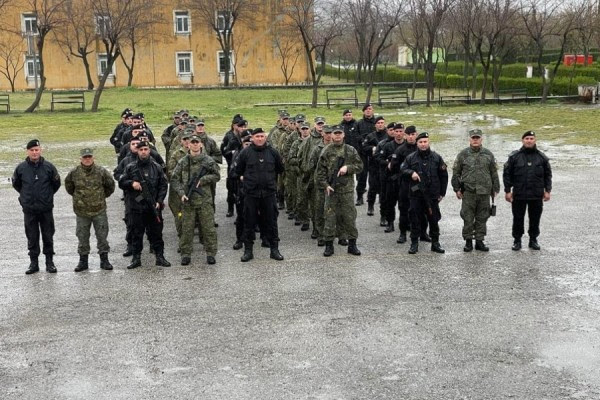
left=135, top=175, right=161, bottom=223
left=411, top=172, right=433, bottom=217
left=185, top=166, right=209, bottom=200
left=328, top=156, right=345, bottom=191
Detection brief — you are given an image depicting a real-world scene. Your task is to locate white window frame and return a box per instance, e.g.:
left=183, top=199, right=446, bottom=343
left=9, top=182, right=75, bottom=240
left=25, top=55, right=40, bottom=78
left=174, top=10, right=191, bottom=35
left=217, top=51, right=235, bottom=76
left=176, top=52, right=193, bottom=76
left=95, top=15, right=111, bottom=37
left=97, top=54, right=115, bottom=77
left=22, top=13, right=38, bottom=36
left=216, top=10, right=233, bottom=32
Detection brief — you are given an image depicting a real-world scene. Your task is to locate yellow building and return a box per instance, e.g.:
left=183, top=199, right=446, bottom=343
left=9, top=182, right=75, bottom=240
left=0, top=0, right=309, bottom=91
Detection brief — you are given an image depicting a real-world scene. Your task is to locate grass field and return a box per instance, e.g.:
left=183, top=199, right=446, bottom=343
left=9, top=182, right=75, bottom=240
left=0, top=85, right=598, bottom=173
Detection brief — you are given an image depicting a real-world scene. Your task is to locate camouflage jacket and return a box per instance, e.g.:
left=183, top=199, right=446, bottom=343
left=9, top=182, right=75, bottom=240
left=65, top=163, right=115, bottom=217
left=197, top=133, right=223, bottom=164
left=316, top=143, right=363, bottom=194
left=281, top=130, right=299, bottom=163
left=451, top=146, right=500, bottom=195
left=167, top=147, right=189, bottom=180
left=287, top=136, right=305, bottom=173
left=171, top=152, right=221, bottom=204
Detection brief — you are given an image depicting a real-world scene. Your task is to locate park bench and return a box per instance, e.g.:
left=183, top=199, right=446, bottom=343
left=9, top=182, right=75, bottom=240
left=377, top=88, right=410, bottom=107
left=51, top=91, right=85, bottom=111
left=326, top=88, right=358, bottom=109
left=439, top=94, right=472, bottom=105
left=0, top=94, right=9, bottom=112
left=496, top=88, right=528, bottom=104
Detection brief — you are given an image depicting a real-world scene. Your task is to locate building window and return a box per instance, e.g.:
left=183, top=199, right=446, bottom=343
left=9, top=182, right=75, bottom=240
left=95, top=15, right=111, bottom=37
left=176, top=52, right=192, bottom=75
left=22, top=13, right=38, bottom=35
left=25, top=56, right=40, bottom=78
left=174, top=11, right=190, bottom=34
left=97, top=54, right=115, bottom=76
left=217, top=51, right=235, bottom=75
left=216, top=11, right=233, bottom=32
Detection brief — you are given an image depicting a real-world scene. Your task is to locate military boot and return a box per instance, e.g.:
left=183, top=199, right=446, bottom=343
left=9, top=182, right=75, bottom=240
left=431, top=242, right=445, bottom=254
left=233, top=240, right=243, bottom=250
left=317, top=239, right=325, bottom=247
left=408, top=240, right=419, bottom=254
left=338, top=238, right=348, bottom=246
left=25, top=256, right=39, bottom=275
left=300, top=223, right=310, bottom=231
left=463, top=239, right=473, bottom=252
left=226, top=202, right=234, bottom=217
left=512, top=239, right=522, bottom=251
left=397, top=232, right=407, bottom=244
left=270, top=244, right=284, bottom=261
left=127, top=254, right=142, bottom=269
left=155, top=252, right=171, bottom=267
left=241, top=243, right=254, bottom=262
left=261, top=238, right=270, bottom=248
left=380, top=217, right=387, bottom=227
left=367, top=203, right=375, bottom=216
left=207, top=256, right=216, bottom=265
left=528, top=239, right=541, bottom=250
left=420, top=233, right=432, bottom=242
left=355, top=193, right=364, bottom=206
left=475, top=240, right=489, bottom=252
left=122, top=245, right=133, bottom=257
left=347, top=239, right=361, bottom=256
left=311, top=229, right=318, bottom=239
left=74, top=254, right=89, bottom=272
left=323, top=241, right=334, bottom=257
left=384, top=221, right=395, bottom=233
left=100, top=253, right=113, bottom=270
left=181, top=256, right=191, bottom=266
left=45, top=255, right=57, bottom=273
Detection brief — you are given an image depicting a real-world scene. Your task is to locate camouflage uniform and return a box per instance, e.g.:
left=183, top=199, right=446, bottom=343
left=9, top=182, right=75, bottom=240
left=298, top=128, right=323, bottom=228
left=170, top=153, right=221, bottom=258
left=289, top=136, right=309, bottom=224
left=316, top=143, right=363, bottom=241
left=196, top=131, right=223, bottom=208
left=283, top=130, right=300, bottom=214
left=308, top=141, right=326, bottom=240
left=166, top=145, right=189, bottom=238
left=452, top=146, right=500, bottom=240
left=65, top=163, right=115, bottom=255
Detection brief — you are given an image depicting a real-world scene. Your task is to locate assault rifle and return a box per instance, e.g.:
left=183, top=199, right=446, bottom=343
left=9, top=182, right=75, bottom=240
left=185, top=166, right=209, bottom=200
left=411, top=172, right=433, bottom=217
left=327, top=156, right=345, bottom=192
left=135, top=176, right=161, bottom=223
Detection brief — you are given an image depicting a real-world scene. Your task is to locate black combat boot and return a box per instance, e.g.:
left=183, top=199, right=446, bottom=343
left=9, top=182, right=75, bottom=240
left=420, top=233, right=432, bottom=242
left=277, top=200, right=285, bottom=210
left=512, top=239, right=522, bottom=251
left=287, top=213, right=295, bottom=220
left=384, top=221, right=395, bottom=233
left=311, top=229, right=318, bottom=239
left=431, top=242, right=445, bottom=254
left=181, top=256, right=191, bottom=266
left=226, top=202, right=234, bottom=217
left=301, top=223, right=310, bottom=231
left=26, top=256, right=39, bottom=275
left=408, top=241, right=419, bottom=254
left=294, top=219, right=301, bottom=226
left=337, top=238, right=348, bottom=246
left=367, top=203, right=375, bottom=216
left=380, top=217, right=387, bottom=227
left=261, top=238, right=270, bottom=248
left=463, top=239, right=473, bottom=252
left=155, top=252, right=171, bottom=267
left=397, top=232, right=407, bottom=244
left=127, top=254, right=142, bottom=269
left=355, top=193, right=364, bottom=206
left=207, top=256, right=216, bottom=265
left=475, top=240, right=489, bottom=252
left=241, top=243, right=254, bottom=262
left=122, top=245, right=133, bottom=257
left=45, top=255, right=57, bottom=273
left=100, top=253, right=113, bottom=270
left=347, top=239, right=361, bottom=256
left=323, top=241, right=334, bottom=257
left=317, top=239, right=325, bottom=247
left=74, top=254, right=89, bottom=272
left=233, top=240, right=243, bottom=250
left=270, top=244, right=284, bottom=261
left=528, top=239, right=541, bottom=250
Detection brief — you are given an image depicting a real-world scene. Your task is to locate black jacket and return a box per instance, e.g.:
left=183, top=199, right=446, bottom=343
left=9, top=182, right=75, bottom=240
left=234, top=143, right=284, bottom=198
left=119, top=157, right=168, bottom=212
left=378, top=139, right=403, bottom=179
left=110, top=122, right=128, bottom=153
left=362, top=129, right=388, bottom=167
left=221, top=129, right=236, bottom=165
left=401, top=149, right=448, bottom=199
left=503, top=146, right=552, bottom=200
left=12, top=157, right=61, bottom=213
left=340, top=119, right=360, bottom=152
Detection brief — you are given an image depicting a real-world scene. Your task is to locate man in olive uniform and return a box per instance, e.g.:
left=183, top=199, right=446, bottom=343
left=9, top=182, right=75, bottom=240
left=65, top=148, right=116, bottom=271
left=309, top=125, right=333, bottom=246
left=316, top=125, right=363, bottom=257
left=503, top=130, right=552, bottom=251
left=161, top=112, right=181, bottom=162
left=269, top=111, right=290, bottom=210
left=171, top=135, right=220, bottom=265
left=452, top=129, right=500, bottom=252
left=282, top=114, right=305, bottom=219
left=401, top=132, right=448, bottom=255
left=166, top=132, right=191, bottom=242
left=289, top=121, right=312, bottom=229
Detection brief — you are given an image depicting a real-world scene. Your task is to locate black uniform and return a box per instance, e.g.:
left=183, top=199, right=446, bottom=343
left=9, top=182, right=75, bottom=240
left=503, top=146, right=552, bottom=241
left=12, top=157, right=61, bottom=260
left=110, top=122, right=129, bottom=154
left=340, top=118, right=360, bottom=153
left=119, top=157, right=168, bottom=256
left=223, top=130, right=241, bottom=212
left=390, top=141, right=419, bottom=234
left=362, top=129, right=388, bottom=210
left=355, top=116, right=375, bottom=197
left=378, top=139, right=404, bottom=226
left=234, top=143, right=284, bottom=247
left=401, top=148, right=448, bottom=243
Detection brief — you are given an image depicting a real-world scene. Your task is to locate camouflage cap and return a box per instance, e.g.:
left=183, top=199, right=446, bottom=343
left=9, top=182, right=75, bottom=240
left=295, top=114, right=306, bottom=122
left=314, top=116, right=325, bottom=124
left=300, top=122, right=310, bottom=129
left=280, top=111, right=290, bottom=119
left=469, top=129, right=483, bottom=138
left=331, top=125, right=344, bottom=133
left=80, top=148, right=93, bottom=157
left=322, top=125, right=333, bottom=134
left=188, top=134, right=202, bottom=142
left=196, top=119, right=205, bottom=126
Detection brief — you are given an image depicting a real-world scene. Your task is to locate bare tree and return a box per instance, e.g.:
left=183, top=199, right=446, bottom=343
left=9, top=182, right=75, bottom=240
left=399, top=4, right=426, bottom=99
left=287, top=0, right=343, bottom=107
left=186, top=0, right=258, bottom=87
left=24, top=0, right=68, bottom=113
left=576, top=0, right=597, bottom=66
left=272, top=20, right=302, bottom=86
left=451, top=0, right=478, bottom=96
left=0, top=33, right=24, bottom=92
left=53, top=0, right=96, bottom=90
left=347, top=0, right=371, bottom=82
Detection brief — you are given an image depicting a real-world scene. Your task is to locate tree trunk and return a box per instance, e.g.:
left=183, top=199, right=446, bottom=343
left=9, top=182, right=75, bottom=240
left=81, top=54, right=94, bottom=90
left=25, top=36, right=46, bottom=113
left=92, top=56, right=118, bottom=112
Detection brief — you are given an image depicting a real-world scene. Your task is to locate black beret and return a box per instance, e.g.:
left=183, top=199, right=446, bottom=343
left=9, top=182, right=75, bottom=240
left=240, top=129, right=253, bottom=137
left=241, top=135, right=252, bottom=143
left=236, top=119, right=248, bottom=127
left=522, top=130, right=535, bottom=139
left=362, top=103, right=372, bottom=111
left=416, top=132, right=429, bottom=141
left=387, top=122, right=396, bottom=129
left=374, top=116, right=385, bottom=124
left=232, top=113, right=244, bottom=124
left=26, top=139, right=40, bottom=149
left=405, top=125, right=417, bottom=134
left=251, top=128, right=265, bottom=135
left=131, top=124, right=144, bottom=130
left=342, top=109, right=352, bottom=115
left=394, top=123, right=405, bottom=130
left=133, top=113, right=144, bottom=119
left=136, top=141, right=150, bottom=148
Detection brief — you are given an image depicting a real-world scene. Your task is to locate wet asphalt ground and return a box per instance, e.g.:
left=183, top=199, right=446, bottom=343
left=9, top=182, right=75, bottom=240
left=1, top=128, right=599, bottom=399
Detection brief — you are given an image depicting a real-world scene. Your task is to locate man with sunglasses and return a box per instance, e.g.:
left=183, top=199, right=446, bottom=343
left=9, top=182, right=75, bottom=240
left=65, top=148, right=116, bottom=271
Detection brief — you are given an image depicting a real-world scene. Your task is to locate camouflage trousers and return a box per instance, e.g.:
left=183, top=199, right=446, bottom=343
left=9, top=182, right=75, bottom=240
left=295, top=177, right=311, bottom=224
left=76, top=211, right=110, bottom=255
left=285, top=170, right=298, bottom=213
left=460, top=191, right=491, bottom=240
left=168, top=187, right=183, bottom=238
left=180, top=201, right=217, bottom=257
left=323, top=191, right=358, bottom=241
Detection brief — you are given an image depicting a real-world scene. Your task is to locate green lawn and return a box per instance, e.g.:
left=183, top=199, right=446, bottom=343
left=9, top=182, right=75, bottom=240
left=0, top=86, right=598, bottom=172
